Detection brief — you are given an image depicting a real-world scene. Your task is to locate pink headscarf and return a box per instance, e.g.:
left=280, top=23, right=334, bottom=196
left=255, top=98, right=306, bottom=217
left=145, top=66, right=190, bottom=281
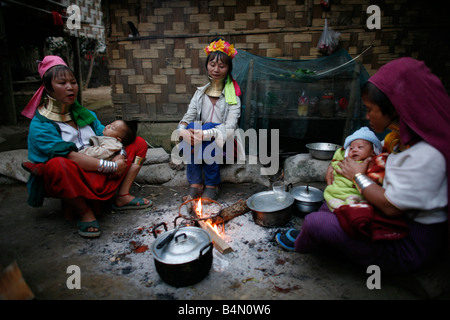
left=369, top=57, right=450, bottom=250
left=21, top=55, right=68, bottom=119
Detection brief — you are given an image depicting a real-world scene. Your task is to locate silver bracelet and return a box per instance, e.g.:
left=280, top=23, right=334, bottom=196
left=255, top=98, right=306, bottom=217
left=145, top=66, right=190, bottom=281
left=119, top=148, right=127, bottom=157
left=98, top=159, right=104, bottom=172
left=106, top=161, right=112, bottom=172
left=111, top=161, right=118, bottom=173
left=105, top=161, right=117, bottom=173
left=353, top=173, right=374, bottom=194
left=98, top=159, right=118, bottom=173
left=104, top=160, right=111, bottom=173
left=108, top=161, right=117, bottom=173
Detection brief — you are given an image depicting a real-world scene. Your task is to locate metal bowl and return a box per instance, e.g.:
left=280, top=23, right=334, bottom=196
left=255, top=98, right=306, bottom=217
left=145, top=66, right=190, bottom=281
left=306, top=142, right=341, bottom=160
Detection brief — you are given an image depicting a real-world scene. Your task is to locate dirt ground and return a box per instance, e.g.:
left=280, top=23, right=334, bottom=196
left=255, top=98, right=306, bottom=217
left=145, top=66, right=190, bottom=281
left=0, top=181, right=422, bottom=301
left=1, top=87, right=449, bottom=303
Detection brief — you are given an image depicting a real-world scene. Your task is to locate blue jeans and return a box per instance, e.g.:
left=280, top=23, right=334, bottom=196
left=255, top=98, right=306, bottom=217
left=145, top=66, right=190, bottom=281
left=180, top=122, right=221, bottom=187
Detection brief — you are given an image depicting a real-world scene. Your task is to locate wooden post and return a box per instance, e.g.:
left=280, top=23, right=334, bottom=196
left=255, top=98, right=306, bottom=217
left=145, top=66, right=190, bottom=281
left=342, top=62, right=361, bottom=143
left=70, top=36, right=83, bottom=104
left=306, top=0, right=313, bottom=27
left=83, top=40, right=98, bottom=90
left=244, top=59, right=254, bottom=130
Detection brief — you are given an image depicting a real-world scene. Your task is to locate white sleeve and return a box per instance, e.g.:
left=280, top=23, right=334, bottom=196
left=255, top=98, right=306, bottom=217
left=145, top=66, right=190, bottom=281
left=383, top=141, right=447, bottom=212
left=180, top=90, right=201, bottom=125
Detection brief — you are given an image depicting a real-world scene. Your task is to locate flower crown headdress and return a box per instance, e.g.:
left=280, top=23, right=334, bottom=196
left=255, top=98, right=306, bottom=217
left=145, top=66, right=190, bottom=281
left=204, top=39, right=237, bottom=59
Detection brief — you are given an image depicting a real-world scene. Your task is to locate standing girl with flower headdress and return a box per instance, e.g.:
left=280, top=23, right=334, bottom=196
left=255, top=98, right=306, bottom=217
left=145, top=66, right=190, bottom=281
left=177, top=37, right=245, bottom=201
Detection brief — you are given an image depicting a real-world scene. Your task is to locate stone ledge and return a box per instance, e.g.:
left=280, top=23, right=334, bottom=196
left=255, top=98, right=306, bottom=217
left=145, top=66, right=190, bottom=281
left=0, top=148, right=330, bottom=187
left=0, top=150, right=29, bottom=184
left=284, top=153, right=330, bottom=185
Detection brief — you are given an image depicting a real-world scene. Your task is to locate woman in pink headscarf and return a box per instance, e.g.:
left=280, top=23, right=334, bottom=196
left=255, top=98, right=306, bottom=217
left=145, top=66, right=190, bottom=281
left=277, top=57, right=449, bottom=274
left=22, top=56, right=151, bottom=238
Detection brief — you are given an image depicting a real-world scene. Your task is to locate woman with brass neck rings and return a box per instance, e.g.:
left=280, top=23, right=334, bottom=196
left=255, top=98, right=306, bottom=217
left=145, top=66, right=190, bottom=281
left=22, top=56, right=151, bottom=238
left=177, top=38, right=245, bottom=201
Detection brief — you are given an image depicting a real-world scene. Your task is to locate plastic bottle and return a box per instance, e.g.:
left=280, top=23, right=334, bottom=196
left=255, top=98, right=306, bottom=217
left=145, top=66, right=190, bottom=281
left=319, top=92, right=335, bottom=117
left=298, top=91, right=309, bottom=117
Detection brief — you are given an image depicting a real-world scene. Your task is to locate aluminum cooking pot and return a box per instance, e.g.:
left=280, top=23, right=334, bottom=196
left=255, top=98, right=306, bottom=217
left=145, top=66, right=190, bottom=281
left=247, top=191, right=295, bottom=227
left=288, top=184, right=324, bottom=215
left=151, top=223, right=213, bottom=287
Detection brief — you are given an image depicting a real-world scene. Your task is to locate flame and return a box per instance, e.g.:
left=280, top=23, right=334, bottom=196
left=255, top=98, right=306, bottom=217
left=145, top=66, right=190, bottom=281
left=195, top=198, right=203, bottom=217
left=206, top=220, right=221, bottom=235
left=194, top=198, right=222, bottom=236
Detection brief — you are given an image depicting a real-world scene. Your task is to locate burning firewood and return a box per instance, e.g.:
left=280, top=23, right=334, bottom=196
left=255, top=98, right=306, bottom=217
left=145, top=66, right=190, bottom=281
left=210, top=199, right=249, bottom=225
left=183, top=195, right=250, bottom=225
left=182, top=195, right=247, bottom=254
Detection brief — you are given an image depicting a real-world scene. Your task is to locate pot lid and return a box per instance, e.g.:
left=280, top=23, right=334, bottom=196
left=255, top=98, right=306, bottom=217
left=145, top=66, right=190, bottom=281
left=247, top=191, right=294, bottom=212
left=290, top=185, right=324, bottom=202
left=152, top=226, right=212, bottom=264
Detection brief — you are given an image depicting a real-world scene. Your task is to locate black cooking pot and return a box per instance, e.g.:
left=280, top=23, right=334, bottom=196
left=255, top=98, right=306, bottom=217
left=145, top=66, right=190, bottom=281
left=151, top=223, right=213, bottom=287
left=247, top=191, right=295, bottom=227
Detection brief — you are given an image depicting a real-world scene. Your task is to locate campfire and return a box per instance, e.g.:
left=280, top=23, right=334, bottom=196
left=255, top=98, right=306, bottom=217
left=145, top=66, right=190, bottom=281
left=178, top=196, right=250, bottom=254
left=194, top=198, right=223, bottom=235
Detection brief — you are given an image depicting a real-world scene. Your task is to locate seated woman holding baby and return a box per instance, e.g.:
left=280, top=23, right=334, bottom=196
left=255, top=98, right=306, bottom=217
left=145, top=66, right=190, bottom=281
left=276, top=57, right=449, bottom=274
left=22, top=56, right=151, bottom=238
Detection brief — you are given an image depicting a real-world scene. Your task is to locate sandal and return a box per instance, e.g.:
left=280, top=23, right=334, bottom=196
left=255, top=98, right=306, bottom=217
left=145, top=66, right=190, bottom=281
left=202, top=186, right=220, bottom=201
left=77, top=220, right=101, bottom=238
left=276, top=229, right=299, bottom=251
left=286, top=229, right=300, bottom=242
left=111, top=194, right=152, bottom=211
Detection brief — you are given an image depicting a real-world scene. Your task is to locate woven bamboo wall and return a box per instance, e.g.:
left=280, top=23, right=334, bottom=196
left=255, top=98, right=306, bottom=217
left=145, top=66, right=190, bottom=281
left=63, top=0, right=105, bottom=40
left=102, top=0, right=450, bottom=122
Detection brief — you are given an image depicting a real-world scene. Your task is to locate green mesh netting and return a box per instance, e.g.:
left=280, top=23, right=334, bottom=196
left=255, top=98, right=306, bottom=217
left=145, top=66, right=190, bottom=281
left=232, top=49, right=370, bottom=153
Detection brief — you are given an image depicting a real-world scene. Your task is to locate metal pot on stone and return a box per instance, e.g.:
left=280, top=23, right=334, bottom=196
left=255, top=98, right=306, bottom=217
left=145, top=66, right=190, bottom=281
left=306, top=142, right=341, bottom=160
left=288, top=184, right=324, bottom=216
left=247, top=191, right=295, bottom=227
left=151, top=223, right=213, bottom=287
